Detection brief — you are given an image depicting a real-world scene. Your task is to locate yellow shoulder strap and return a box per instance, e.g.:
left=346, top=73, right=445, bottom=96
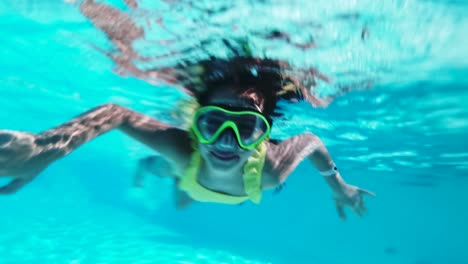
left=243, top=141, right=266, bottom=203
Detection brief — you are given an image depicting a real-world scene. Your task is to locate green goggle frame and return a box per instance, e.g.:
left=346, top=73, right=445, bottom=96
left=191, top=106, right=271, bottom=150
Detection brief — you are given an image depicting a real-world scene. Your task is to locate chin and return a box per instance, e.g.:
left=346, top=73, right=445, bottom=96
left=206, top=154, right=242, bottom=170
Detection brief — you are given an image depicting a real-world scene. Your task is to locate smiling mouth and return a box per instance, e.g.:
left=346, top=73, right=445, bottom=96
left=211, top=151, right=239, bottom=161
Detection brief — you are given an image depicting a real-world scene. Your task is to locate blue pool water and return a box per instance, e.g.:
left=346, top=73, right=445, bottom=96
left=1, top=0, right=467, bottom=263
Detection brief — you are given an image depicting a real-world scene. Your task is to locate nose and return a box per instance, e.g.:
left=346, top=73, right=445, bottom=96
left=213, top=128, right=238, bottom=151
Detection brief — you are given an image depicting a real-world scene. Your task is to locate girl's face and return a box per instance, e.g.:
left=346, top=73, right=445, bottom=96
left=197, top=88, right=263, bottom=172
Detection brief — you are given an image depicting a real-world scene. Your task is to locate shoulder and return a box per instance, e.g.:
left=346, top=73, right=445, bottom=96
left=147, top=128, right=194, bottom=171
left=263, top=133, right=320, bottom=184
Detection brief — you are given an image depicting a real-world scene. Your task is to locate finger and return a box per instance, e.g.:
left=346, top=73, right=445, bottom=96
left=0, top=178, right=31, bottom=195
left=335, top=200, right=346, bottom=221
left=354, top=197, right=368, bottom=215
left=359, top=202, right=368, bottom=214
left=358, top=188, right=376, bottom=197
left=352, top=206, right=363, bottom=218
left=351, top=198, right=364, bottom=217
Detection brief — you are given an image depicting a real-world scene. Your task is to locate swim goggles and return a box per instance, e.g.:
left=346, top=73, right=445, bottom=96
left=192, top=106, right=271, bottom=150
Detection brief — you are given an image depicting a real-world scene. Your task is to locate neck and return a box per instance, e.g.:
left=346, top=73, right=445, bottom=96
left=197, top=159, right=247, bottom=196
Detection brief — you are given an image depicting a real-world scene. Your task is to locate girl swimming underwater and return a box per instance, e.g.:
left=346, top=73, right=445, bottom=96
left=0, top=56, right=374, bottom=220
left=0, top=0, right=374, bottom=220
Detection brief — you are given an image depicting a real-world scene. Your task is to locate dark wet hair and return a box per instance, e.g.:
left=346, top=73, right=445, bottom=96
left=178, top=56, right=305, bottom=120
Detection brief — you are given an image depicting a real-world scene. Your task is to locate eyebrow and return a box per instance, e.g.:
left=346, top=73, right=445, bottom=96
left=213, top=103, right=261, bottom=113
left=208, top=96, right=262, bottom=112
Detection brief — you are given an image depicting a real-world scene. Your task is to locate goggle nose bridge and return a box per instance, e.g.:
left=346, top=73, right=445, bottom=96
left=211, top=120, right=243, bottom=142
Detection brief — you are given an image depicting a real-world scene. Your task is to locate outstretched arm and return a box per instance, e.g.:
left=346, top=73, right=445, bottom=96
left=0, top=103, right=190, bottom=194
left=267, top=133, right=374, bottom=220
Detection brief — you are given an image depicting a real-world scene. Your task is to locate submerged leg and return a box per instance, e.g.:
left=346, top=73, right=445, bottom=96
left=80, top=0, right=143, bottom=57
left=133, top=155, right=176, bottom=187
left=80, top=0, right=185, bottom=90
left=174, top=182, right=194, bottom=210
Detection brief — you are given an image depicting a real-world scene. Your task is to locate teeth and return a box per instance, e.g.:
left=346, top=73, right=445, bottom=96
left=213, top=152, right=236, bottom=160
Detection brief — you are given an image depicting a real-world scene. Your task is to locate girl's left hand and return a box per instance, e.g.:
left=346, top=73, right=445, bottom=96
left=333, top=184, right=375, bottom=220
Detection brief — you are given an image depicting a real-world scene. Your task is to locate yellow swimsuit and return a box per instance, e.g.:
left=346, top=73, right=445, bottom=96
left=178, top=141, right=266, bottom=205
